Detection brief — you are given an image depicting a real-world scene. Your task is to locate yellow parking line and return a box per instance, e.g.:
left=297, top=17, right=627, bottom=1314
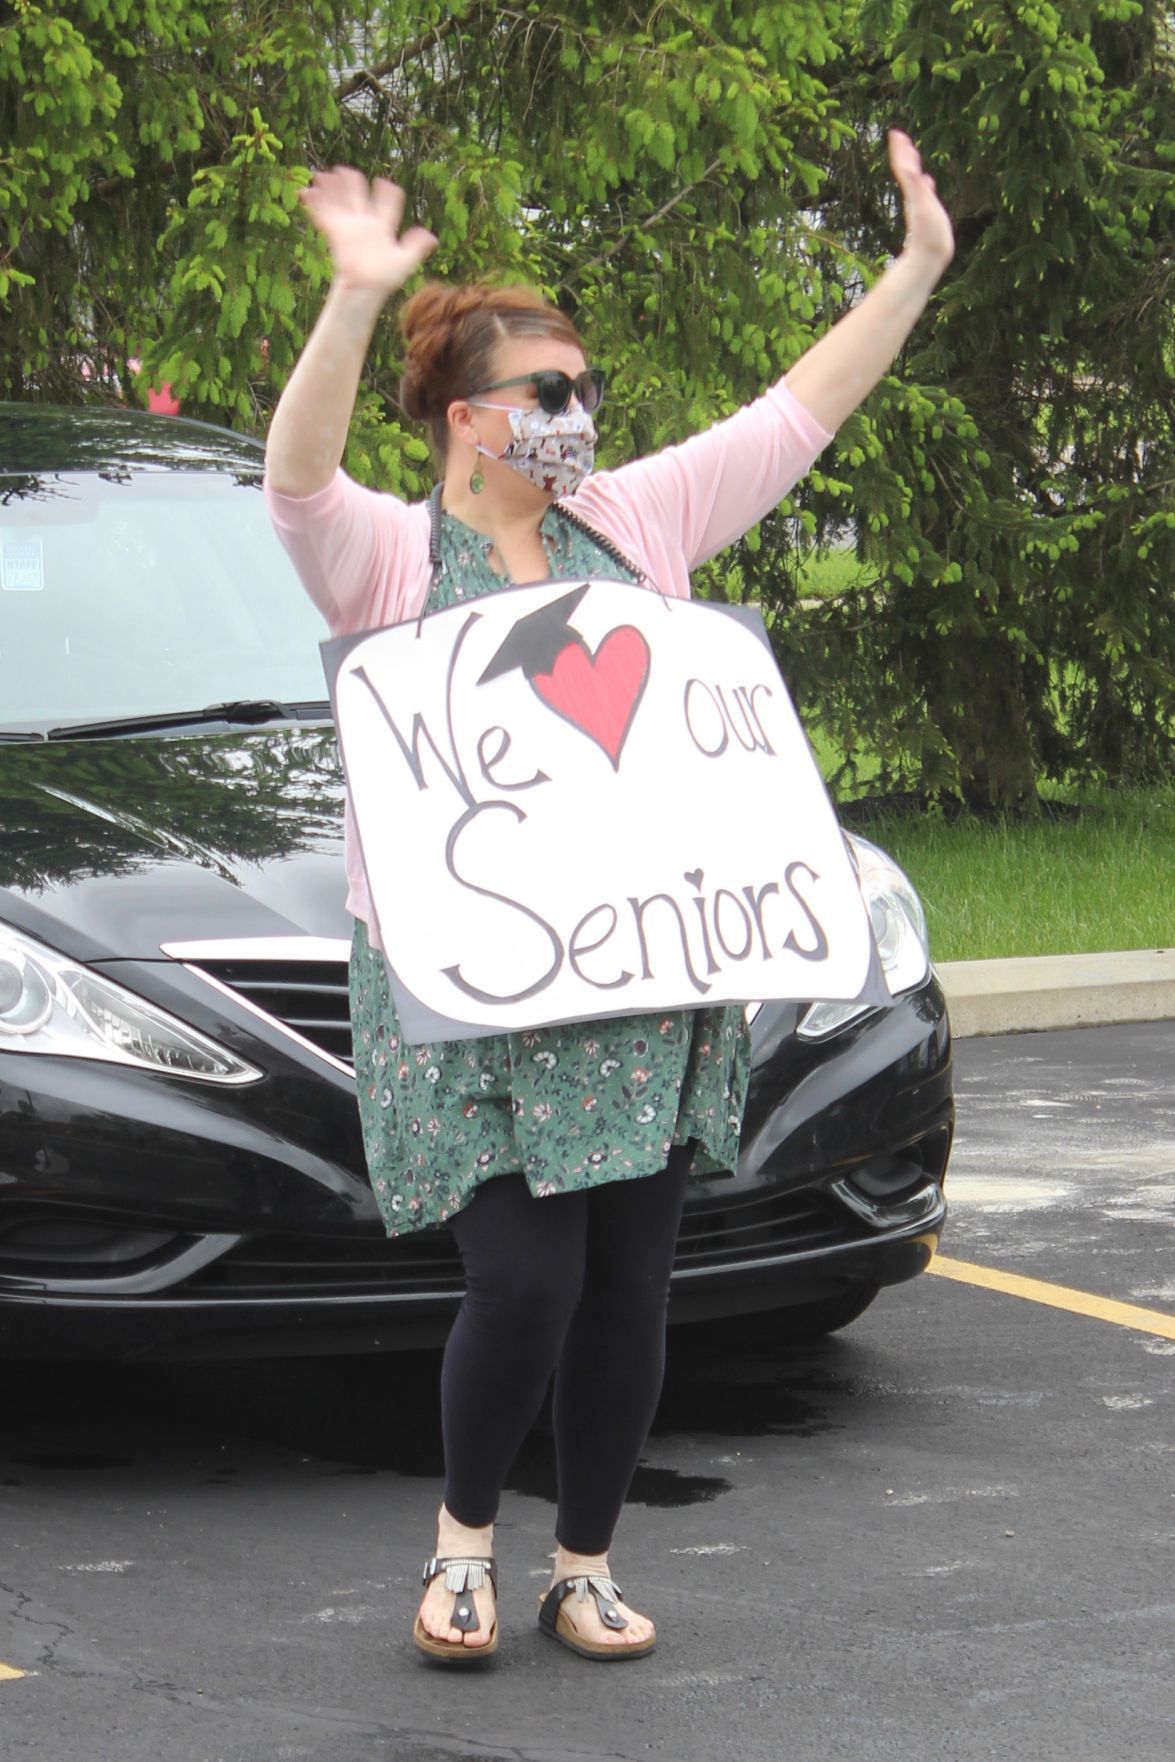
left=929, top=1255, right=1175, bottom=1340
left=0, top=1662, right=27, bottom=1681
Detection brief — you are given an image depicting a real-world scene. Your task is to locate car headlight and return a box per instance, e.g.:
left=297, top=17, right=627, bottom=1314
left=797, top=833, right=932, bottom=1040
left=0, top=925, right=261, bottom=1083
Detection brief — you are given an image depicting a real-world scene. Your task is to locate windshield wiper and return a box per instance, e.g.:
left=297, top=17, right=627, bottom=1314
left=0, top=729, right=48, bottom=742
left=45, top=700, right=334, bottom=740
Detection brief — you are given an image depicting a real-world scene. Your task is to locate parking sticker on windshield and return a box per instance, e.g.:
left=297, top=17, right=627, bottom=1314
left=1, top=538, right=44, bottom=591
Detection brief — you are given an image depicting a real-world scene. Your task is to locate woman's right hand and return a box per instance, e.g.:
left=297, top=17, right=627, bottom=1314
left=298, top=166, right=437, bottom=298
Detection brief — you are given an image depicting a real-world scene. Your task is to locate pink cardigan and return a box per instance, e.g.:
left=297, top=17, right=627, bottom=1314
left=264, top=378, right=834, bottom=938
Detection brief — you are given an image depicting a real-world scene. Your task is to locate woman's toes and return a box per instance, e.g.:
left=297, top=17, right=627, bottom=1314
left=420, top=1581, right=493, bottom=1645
left=607, top=1610, right=653, bottom=1645
left=581, top=1600, right=653, bottom=1646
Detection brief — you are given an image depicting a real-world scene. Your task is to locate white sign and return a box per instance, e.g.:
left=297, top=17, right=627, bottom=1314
left=324, top=579, right=882, bottom=1041
left=1, top=538, right=44, bottom=592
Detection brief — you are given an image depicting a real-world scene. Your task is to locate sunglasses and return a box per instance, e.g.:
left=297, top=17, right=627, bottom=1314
left=470, top=368, right=605, bottom=416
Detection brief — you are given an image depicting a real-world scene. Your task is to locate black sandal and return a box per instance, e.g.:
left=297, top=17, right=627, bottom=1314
left=413, top=1555, right=499, bottom=1662
left=537, top=1571, right=656, bottom=1660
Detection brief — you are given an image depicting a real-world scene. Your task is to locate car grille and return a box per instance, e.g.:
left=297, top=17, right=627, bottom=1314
left=194, top=957, right=353, bottom=1066
left=675, top=1187, right=855, bottom=1269
left=187, top=1229, right=462, bottom=1297
left=180, top=1187, right=857, bottom=1300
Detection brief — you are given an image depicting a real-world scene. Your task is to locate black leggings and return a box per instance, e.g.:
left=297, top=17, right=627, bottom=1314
left=442, top=1149, right=690, bottom=1555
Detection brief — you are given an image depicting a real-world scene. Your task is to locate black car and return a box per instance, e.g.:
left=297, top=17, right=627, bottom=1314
left=0, top=406, right=952, bottom=1361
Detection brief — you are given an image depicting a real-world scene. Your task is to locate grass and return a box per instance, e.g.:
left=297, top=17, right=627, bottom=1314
left=787, top=548, right=1172, bottom=962
left=841, top=785, right=1175, bottom=963
left=794, top=547, right=877, bottom=601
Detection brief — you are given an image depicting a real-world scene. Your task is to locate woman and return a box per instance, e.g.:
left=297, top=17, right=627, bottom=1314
left=265, top=131, right=953, bottom=1663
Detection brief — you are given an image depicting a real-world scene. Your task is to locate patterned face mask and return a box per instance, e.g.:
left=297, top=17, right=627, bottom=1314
left=469, top=402, right=597, bottom=498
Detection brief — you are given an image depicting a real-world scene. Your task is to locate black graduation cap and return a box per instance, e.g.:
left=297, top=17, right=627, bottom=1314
left=477, top=585, right=591, bottom=684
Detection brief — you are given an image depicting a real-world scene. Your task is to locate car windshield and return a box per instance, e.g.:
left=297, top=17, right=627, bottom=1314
left=0, top=468, right=331, bottom=730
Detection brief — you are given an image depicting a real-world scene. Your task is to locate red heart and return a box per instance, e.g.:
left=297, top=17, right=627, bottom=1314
left=531, top=626, right=650, bottom=768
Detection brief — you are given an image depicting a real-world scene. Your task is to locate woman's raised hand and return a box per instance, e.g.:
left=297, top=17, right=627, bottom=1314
left=298, top=166, right=437, bottom=298
left=887, top=130, right=954, bottom=269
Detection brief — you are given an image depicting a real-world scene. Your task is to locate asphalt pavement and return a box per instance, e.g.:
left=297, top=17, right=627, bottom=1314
left=2, top=1019, right=1173, bottom=1762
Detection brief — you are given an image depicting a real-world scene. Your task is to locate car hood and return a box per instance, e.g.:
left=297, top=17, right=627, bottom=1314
left=0, top=728, right=350, bottom=960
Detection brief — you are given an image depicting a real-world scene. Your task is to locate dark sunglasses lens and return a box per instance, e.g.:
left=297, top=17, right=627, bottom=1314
left=534, top=373, right=574, bottom=415
left=581, top=369, right=605, bottom=413
left=534, top=370, right=605, bottom=414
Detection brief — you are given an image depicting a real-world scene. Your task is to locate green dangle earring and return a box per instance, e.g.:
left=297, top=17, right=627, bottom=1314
left=469, top=465, right=485, bottom=494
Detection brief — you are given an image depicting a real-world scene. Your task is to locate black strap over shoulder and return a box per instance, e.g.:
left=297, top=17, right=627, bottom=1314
left=428, top=481, right=445, bottom=587
left=426, top=481, right=655, bottom=597
left=552, top=501, right=648, bottom=589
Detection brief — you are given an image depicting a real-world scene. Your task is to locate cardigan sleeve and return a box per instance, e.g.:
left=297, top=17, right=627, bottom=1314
left=576, top=380, right=833, bottom=574
left=262, top=467, right=424, bottom=635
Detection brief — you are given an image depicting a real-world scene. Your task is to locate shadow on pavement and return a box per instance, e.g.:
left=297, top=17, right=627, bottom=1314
left=2, top=1326, right=874, bottom=1511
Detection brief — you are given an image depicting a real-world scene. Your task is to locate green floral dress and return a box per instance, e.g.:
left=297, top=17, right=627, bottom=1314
left=349, top=504, right=750, bottom=1237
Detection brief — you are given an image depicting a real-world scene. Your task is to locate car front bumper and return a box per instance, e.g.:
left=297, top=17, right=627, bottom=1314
left=0, top=975, right=952, bottom=1360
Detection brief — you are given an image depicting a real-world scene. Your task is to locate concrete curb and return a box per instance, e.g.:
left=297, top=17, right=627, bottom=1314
left=936, top=949, right=1175, bottom=1039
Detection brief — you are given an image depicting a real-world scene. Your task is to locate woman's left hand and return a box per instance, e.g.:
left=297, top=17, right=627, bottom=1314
left=888, top=129, right=954, bottom=269
left=781, top=128, right=954, bottom=430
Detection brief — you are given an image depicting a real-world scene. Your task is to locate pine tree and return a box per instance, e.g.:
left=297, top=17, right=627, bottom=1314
left=2, top=1, right=1171, bottom=806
